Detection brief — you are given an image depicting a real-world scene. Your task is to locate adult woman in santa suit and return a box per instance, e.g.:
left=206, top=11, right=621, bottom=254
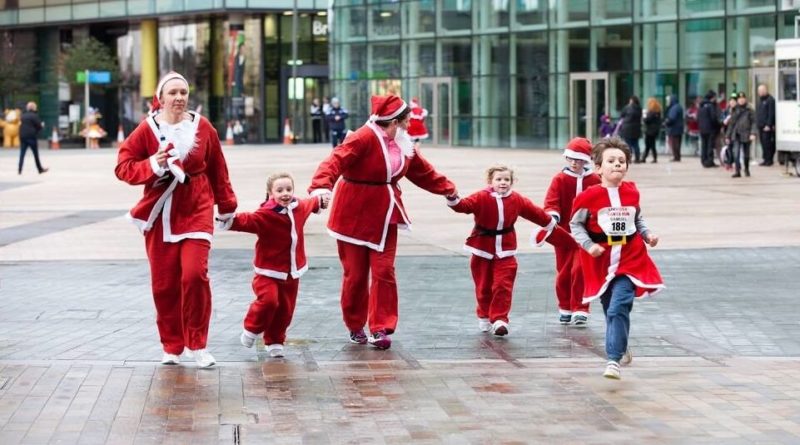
left=115, top=72, right=238, bottom=368
left=309, top=95, right=457, bottom=350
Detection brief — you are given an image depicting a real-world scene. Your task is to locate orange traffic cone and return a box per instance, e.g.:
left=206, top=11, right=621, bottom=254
left=49, top=127, right=60, bottom=150
left=283, top=118, right=294, bottom=145
left=225, top=123, right=234, bottom=146
left=115, top=124, right=125, bottom=147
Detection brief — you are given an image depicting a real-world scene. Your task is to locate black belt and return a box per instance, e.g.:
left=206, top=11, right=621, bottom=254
left=474, top=224, right=515, bottom=236
left=588, top=231, right=635, bottom=246
left=343, top=177, right=391, bottom=186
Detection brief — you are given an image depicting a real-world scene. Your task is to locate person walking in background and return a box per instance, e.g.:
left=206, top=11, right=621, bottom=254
left=664, top=94, right=684, bottom=162
left=642, top=98, right=662, bottom=163
left=725, top=91, right=757, bottom=178
left=685, top=97, right=700, bottom=157
left=618, top=96, right=643, bottom=163
left=310, top=98, right=323, bottom=143
left=698, top=90, right=721, bottom=168
left=598, top=114, right=615, bottom=138
left=326, top=97, right=348, bottom=148
left=756, top=84, right=776, bottom=166
left=322, top=97, right=331, bottom=143
left=18, top=101, right=48, bottom=175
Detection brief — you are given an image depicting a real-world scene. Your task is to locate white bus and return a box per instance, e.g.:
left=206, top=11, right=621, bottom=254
left=775, top=38, right=800, bottom=175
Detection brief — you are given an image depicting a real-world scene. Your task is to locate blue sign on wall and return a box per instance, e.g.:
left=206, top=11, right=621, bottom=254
left=76, top=71, right=111, bottom=84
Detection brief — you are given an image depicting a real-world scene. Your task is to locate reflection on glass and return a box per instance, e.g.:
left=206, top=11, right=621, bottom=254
left=681, top=19, right=725, bottom=68
left=515, top=0, right=546, bottom=26
left=441, top=0, right=471, bottom=31
left=779, top=59, right=797, bottom=101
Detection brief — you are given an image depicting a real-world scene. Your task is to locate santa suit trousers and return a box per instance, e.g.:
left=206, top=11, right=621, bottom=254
left=336, top=224, right=399, bottom=335
left=470, top=255, right=518, bottom=323
left=554, top=245, right=590, bottom=315
left=144, top=218, right=212, bottom=355
left=244, top=275, right=299, bottom=345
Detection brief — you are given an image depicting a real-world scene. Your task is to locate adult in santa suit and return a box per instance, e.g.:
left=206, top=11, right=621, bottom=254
left=308, top=94, right=457, bottom=349
left=115, top=72, right=238, bottom=368
left=407, top=97, right=429, bottom=142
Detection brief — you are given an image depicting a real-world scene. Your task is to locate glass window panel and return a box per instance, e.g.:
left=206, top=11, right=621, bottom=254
left=19, top=7, right=44, bottom=23
left=680, top=19, right=725, bottom=69
left=439, top=38, right=471, bottom=77
left=99, top=0, right=126, bottom=17
left=72, top=2, right=98, bottom=19
left=634, top=0, right=677, bottom=21
left=337, top=43, right=366, bottom=80
left=515, top=116, right=548, bottom=146
left=454, top=77, right=472, bottom=115
left=441, top=0, right=471, bottom=32
left=20, top=0, right=44, bottom=6
left=0, top=11, right=16, bottom=25
left=117, top=27, right=143, bottom=126
left=515, top=0, right=546, bottom=27
left=371, top=2, right=399, bottom=37
left=156, top=0, right=183, bottom=13
left=403, top=1, right=435, bottom=35
left=780, top=0, right=800, bottom=10
left=516, top=31, right=548, bottom=77
left=473, top=76, right=509, bottom=116
left=403, top=40, right=435, bottom=77
left=679, top=0, right=724, bottom=18
left=591, top=0, right=631, bottom=24
left=640, top=22, right=678, bottom=70
left=186, top=0, right=213, bottom=9
left=641, top=72, right=677, bottom=117
left=47, top=0, right=71, bottom=5
left=727, top=15, right=776, bottom=69
left=477, top=0, right=509, bottom=29
left=727, top=0, right=775, bottom=13
left=595, top=26, right=633, bottom=71
left=778, top=59, right=797, bottom=101
left=550, top=0, right=588, bottom=25
left=127, top=0, right=154, bottom=15
left=683, top=70, right=725, bottom=109
left=516, top=75, right=548, bottom=118
left=569, top=28, right=590, bottom=72
left=475, top=34, right=508, bottom=76
left=473, top=118, right=510, bottom=146
left=370, top=43, right=400, bottom=78
left=226, top=0, right=245, bottom=6
left=45, top=5, right=70, bottom=21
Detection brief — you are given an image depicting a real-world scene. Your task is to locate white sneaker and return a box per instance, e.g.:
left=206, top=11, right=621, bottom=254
left=603, top=361, right=621, bottom=380
left=182, top=348, right=193, bottom=358
left=491, top=320, right=509, bottom=336
left=161, top=352, right=180, bottom=365
left=192, top=348, right=216, bottom=368
left=240, top=330, right=257, bottom=348
left=478, top=318, right=492, bottom=332
left=266, top=344, right=284, bottom=358
left=621, top=348, right=633, bottom=366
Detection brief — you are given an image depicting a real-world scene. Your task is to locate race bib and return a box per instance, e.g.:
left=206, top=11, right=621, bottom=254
left=597, top=206, right=636, bottom=236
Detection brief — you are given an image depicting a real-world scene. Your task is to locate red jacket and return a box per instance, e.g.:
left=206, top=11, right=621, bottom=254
left=309, top=123, right=455, bottom=251
left=571, top=182, right=665, bottom=302
left=543, top=168, right=602, bottom=230
left=448, top=188, right=558, bottom=259
left=115, top=112, right=237, bottom=242
left=225, top=197, right=320, bottom=280
left=407, top=103, right=429, bottom=140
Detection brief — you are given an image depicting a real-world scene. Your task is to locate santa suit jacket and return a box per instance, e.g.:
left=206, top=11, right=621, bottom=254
left=221, top=197, right=320, bottom=280
left=407, top=104, right=429, bottom=140
left=570, top=182, right=665, bottom=303
left=309, top=123, right=455, bottom=251
left=115, top=112, right=237, bottom=242
left=448, top=188, right=557, bottom=259
left=543, top=168, right=602, bottom=230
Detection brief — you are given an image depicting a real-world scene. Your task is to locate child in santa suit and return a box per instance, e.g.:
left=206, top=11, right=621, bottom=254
left=407, top=97, right=429, bottom=142
left=447, top=165, right=577, bottom=336
left=115, top=71, right=237, bottom=368
left=218, top=172, right=328, bottom=358
left=533, top=137, right=601, bottom=326
left=569, top=137, right=665, bottom=380
left=308, top=94, right=457, bottom=350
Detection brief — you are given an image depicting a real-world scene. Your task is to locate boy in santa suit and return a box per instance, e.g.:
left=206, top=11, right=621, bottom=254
left=217, top=172, right=329, bottom=358
left=446, top=165, right=577, bottom=336
left=407, top=97, right=429, bottom=142
left=308, top=94, right=457, bottom=350
left=533, top=137, right=601, bottom=326
left=570, top=137, right=665, bottom=380
left=115, top=71, right=237, bottom=368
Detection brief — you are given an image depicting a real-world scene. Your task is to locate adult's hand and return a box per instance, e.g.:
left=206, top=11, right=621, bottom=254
left=155, top=148, right=169, bottom=168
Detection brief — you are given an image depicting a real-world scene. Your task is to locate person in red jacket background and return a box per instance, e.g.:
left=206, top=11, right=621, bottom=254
left=218, top=172, right=329, bottom=358
left=447, top=165, right=577, bottom=336
left=407, top=97, right=429, bottom=143
left=115, top=71, right=238, bottom=368
left=534, top=137, right=601, bottom=326
left=308, top=94, right=457, bottom=350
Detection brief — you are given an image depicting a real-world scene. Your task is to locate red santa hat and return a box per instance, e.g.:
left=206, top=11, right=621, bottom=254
left=563, top=137, right=593, bottom=163
left=369, top=95, right=408, bottom=123
left=150, top=72, right=189, bottom=113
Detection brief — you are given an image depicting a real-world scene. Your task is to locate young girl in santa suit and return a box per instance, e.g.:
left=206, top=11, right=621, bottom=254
left=407, top=97, right=429, bottom=143
left=447, top=165, right=577, bottom=336
left=218, top=173, right=329, bottom=358
left=116, top=72, right=238, bottom=368
left=534, top=137, right=601, bottom=326
left=570, top=137, right=665, bottom=380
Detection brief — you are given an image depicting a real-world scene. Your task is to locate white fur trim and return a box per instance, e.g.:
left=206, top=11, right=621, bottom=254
left=309, top=188, right=332, bottom=197
left=531, top=216, right=558, bottom=247
left=572, top=311, right=589, bottom=317
left=464, top=245, right=494, bottom=259
left=149, top=155, right=166, bottom=176
left=215, top=214, right=234, bottom=231
left=253, top=263, right=308, bottom=281
left=328, top=229, right=386, bottom=252
left=564, top=149, right=591, bottom=162
left=558, top=309, right=573, bottom=316
left=446, top=197, right=461, bottom=206
left=368, top=100, right=408, bottom=122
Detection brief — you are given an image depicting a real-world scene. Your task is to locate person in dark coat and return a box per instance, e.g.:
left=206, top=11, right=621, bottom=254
left=326, top=97, right=348, bottom=148
left=18, top=102, right=48, bottom=175
left=618, top=96, right=643, bottom=163
left=642, top=97, right=663, bottom=163
left=663, top=94, right=684, bottom=161
left=756, top=84, right=776, bottom=166
left=697, top=90, right=721, bottom=168
left=725, top=92, right=757, bottom=178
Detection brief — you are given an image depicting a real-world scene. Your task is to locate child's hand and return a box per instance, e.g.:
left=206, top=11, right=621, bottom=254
left=645, top=233, right=659, bottom=247
left=445, top=191, right=459, bottom=201
left=588, top=243, right=605, bottom=257
left=320, top=193, right=331, bottom=209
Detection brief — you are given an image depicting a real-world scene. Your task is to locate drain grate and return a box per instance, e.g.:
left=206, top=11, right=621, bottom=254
left=232, top=424, right=241, bottom=445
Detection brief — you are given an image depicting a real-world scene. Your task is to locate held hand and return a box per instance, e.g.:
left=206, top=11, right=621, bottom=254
left=749, top=134, right=756, bottom=142
left=646, top=233, right=659, bottom=247
left=155, top=148, right=169, bottom=168
left=588, top=243, right=605, bottom=258
left=320, top=194, right=331, bottom=209
left=445, top=190, right=459, bottom=201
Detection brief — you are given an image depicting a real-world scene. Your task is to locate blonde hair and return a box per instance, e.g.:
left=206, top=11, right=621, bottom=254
left=266, top=172, right=294, bottom=197
left=646, top=97, right=662, bottom=114
left=485, top=164, right=515, bottom=184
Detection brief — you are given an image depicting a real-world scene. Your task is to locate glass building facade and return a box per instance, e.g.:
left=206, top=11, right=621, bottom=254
left=331, top=0, right=800, bottom=149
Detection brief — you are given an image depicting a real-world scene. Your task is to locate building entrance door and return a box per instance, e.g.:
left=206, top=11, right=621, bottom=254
left=570, top=72, right=609, bottom=143
left=419, top=77, right=452, bottom=145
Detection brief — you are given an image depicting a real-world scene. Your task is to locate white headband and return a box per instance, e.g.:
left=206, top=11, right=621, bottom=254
left=155, top=73, right=189, bottom=99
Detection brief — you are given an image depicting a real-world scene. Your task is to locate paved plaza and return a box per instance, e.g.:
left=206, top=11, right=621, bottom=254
left=1, top=144, right=800, bottom=444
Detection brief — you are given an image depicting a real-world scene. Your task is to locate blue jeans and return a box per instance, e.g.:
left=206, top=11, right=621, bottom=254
left=624, top=137, right=641, bottom=161
left=330, top=129, right=345, bottom=148
left=600, top=275, right=635, bottom=362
